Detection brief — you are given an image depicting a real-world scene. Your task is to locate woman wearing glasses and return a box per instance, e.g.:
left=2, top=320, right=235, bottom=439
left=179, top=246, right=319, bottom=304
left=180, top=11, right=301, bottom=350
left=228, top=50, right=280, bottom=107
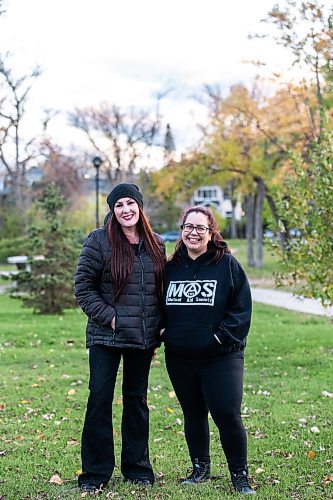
left=161, top=206, right=255, bottom=495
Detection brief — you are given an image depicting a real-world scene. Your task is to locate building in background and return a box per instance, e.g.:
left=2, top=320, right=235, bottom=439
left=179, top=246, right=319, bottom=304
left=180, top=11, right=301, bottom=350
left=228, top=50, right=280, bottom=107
left=191, top=185, right=242, bottom=220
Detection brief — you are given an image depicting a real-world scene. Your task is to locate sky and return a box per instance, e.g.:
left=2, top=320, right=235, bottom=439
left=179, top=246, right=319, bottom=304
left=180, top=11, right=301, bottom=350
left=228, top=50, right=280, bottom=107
left=0, top=0, right=298, bottom=156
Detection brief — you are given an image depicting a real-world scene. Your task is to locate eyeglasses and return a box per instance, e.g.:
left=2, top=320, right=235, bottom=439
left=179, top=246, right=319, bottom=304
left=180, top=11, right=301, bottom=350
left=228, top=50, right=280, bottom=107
left=180, top=223, right=210, bottom=235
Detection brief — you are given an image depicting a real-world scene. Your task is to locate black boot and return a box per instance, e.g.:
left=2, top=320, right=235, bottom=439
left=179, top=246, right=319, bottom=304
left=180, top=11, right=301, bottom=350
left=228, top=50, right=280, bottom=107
left=230, top=468, right=256, bottom=495
left=181, top=458, right=210, bottom=485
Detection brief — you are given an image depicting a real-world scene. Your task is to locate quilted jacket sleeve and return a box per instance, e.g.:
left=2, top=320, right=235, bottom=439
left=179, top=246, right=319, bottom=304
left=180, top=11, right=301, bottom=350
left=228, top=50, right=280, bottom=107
left=215, top=256, right=252, bottom=347
left=74, top=231, right=115, bottom=326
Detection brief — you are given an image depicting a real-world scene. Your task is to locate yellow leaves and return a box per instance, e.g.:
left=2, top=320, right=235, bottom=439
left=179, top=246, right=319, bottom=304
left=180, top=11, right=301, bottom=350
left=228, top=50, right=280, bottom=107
left=21, top=400, right=29, bottom=404
left=67, top=389, right=76, bottom=396
left=307, top=450, right=316, bottom=458
left=166, top=407, right=173, bottom=414
left=76, top=469, right=83, bottom=476
left=168, top=391, right=176, bottom=399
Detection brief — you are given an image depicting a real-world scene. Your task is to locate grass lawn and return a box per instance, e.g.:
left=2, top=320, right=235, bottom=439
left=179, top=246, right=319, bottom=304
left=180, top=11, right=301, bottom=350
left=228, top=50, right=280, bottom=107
left=0, top=294, right=332, bottom=499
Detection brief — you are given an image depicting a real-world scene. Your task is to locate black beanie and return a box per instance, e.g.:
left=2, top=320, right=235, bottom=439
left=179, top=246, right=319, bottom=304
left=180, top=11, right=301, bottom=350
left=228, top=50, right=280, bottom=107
left=106, top=183, right=143, bottom=212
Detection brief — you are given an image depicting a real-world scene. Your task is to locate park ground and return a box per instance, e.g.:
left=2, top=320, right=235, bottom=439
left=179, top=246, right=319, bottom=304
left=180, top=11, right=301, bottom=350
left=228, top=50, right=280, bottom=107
left=0, top=240, right=332, bottom=499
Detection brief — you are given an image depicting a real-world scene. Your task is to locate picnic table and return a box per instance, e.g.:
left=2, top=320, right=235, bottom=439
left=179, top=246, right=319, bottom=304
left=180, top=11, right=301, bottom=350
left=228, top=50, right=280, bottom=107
left=7, top=255, right=44, bottom=271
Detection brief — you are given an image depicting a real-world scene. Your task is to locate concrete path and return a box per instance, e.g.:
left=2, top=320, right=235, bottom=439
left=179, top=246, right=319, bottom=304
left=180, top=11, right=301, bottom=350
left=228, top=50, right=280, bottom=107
left=251, top=287, right=333, bottom=318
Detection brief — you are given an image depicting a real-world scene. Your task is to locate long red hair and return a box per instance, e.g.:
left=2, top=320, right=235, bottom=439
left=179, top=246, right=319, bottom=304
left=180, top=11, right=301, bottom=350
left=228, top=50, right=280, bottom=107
left=108, top=206, right=165, bottom=302
left=170, top=206, right=231, bottom=264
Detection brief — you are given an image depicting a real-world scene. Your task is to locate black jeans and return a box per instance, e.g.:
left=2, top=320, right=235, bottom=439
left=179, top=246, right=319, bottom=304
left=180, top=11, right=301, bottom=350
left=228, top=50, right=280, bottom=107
left=78, top=344, right=155, bottom=488
left=165, top=350, right=247, bottom=472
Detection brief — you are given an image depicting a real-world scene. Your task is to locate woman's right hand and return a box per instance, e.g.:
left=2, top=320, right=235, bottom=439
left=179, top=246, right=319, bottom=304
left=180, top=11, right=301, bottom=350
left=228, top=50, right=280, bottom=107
left=111, top=317, right=116, bottom=330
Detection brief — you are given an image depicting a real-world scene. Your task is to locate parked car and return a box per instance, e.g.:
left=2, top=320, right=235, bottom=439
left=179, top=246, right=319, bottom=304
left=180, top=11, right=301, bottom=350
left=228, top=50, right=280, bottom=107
left=160, top=231, right=180, bottom=242
left=263, top=229, right=275, bottom=239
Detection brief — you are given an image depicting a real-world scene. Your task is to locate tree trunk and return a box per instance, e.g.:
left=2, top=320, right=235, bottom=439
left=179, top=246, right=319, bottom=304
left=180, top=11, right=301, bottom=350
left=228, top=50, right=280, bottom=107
left=254, top=180, right=265, bottom=268
left=265, top=191, right=288, bottom=250
left=245, top=194, right=255, bottom=267
left=230, top=196, right=237, bottom=238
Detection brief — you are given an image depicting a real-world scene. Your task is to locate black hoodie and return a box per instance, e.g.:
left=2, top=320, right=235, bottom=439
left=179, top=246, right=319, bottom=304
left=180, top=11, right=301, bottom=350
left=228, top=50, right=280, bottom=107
left=162, top=246, right=252, bottom=357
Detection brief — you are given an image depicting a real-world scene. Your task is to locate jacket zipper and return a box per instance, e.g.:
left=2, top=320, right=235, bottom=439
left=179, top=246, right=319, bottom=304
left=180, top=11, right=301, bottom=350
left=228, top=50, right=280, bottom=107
left=138, top=252, right=147, bottom=348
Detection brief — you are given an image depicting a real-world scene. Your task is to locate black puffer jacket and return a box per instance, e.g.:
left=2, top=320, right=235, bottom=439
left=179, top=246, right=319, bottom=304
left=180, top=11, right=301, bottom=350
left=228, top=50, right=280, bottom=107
left=74, top=226, right=165, bottom=349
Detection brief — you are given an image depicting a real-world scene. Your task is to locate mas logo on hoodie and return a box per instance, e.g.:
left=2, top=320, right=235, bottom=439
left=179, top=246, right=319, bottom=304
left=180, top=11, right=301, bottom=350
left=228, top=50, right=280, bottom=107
left=166, top=280, right=217, bottom=306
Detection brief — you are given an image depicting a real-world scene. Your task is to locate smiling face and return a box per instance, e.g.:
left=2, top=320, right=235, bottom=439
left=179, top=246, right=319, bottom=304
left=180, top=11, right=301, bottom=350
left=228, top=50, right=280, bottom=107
left=114, top=197, right=140, bottom=229
left=181, top=211, right=211, bottom=259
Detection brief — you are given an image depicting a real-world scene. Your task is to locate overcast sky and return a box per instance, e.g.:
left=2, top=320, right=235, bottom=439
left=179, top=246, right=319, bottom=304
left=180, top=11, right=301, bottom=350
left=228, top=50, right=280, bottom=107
left=0, top=0, right=303, bottom=154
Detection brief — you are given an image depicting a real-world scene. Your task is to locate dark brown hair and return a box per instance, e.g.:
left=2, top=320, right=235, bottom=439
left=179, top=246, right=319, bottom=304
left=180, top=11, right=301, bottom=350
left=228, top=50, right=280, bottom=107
left=170, top=205, right=231, bottom=264
left=108, top=206, right=165, bottom=302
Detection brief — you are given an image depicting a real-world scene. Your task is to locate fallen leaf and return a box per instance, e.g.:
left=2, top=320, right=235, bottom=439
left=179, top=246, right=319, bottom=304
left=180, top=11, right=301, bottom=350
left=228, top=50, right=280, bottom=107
left=255, top=467, right=264, bottom=474
left=76, top=468, right=83, bottom=476
left=310, top=426, right=320, bottom=434
left=321, top=390, right=333, bottom=398
left=168, top=391, right=176, bottom=399
left=67, top=439, right=79, bottom=446
left=308, top=450, right=316, bottom=458
left=20, top=400, right=29, bottom=404
left=323, top=474, right=333, bottom=485
left=166, top=407, right=173, bottom=414
left=0, top=404, right=6, bottom=411
left=67, top=389, right=75, bottom=396
left=49, top=473, right=63, bottom=485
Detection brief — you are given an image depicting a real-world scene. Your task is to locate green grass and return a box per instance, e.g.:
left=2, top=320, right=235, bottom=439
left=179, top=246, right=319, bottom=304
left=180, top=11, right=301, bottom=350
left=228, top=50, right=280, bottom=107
left=0, top=264, right=16, bottom=286
left=0, top=295, right=332, bottom=499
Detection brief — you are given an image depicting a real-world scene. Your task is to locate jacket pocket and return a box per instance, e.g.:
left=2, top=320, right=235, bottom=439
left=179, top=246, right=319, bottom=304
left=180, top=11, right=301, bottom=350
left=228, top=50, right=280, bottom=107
left=163, top=324, right=217, bottom=356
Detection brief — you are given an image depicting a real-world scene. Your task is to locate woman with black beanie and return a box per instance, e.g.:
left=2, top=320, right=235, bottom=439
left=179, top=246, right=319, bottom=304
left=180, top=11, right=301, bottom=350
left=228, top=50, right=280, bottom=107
left=75, top=183, right=165, bottom=494
left=162, top=205, right=255, bottom=495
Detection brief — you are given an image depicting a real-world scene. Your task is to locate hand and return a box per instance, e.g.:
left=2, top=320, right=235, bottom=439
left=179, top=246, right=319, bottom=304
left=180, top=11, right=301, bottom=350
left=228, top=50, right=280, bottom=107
left=152, top=348, right=157, bottom=360
left=159, top=328, right=165, bottom=337
left=111, top=317, right=116, bottom=330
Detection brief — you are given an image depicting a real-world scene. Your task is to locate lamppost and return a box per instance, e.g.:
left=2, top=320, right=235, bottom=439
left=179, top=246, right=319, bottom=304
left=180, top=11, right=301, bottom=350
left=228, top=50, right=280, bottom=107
left=92, top=156, right=103, bottom=228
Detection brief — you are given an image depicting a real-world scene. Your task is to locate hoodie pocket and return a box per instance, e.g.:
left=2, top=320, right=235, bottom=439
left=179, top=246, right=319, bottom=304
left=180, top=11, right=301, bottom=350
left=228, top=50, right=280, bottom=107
left=163, top=324, right=217, bottom=356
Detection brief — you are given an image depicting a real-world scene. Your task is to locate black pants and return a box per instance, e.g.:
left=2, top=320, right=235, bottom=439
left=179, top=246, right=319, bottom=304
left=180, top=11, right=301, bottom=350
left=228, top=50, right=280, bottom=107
left=78, top=344, right=154, bottom=488
left=165, top=350, right=247, bottom=472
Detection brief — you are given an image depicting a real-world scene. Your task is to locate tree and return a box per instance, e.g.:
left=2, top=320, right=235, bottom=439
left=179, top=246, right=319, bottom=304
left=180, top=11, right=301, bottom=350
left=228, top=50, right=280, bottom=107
left=68, top=102, right=161, bottom=185
left=276, top=125, right=333, bottom=306
left=13, top=184, right=82, bottom=314
left=0, top=54, right=41, bottom=213
left=163, top=123, right=176, bottom=165
left=251, top=0, right=333, bottom=134
left=35, top=138, right=84, bottom=202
